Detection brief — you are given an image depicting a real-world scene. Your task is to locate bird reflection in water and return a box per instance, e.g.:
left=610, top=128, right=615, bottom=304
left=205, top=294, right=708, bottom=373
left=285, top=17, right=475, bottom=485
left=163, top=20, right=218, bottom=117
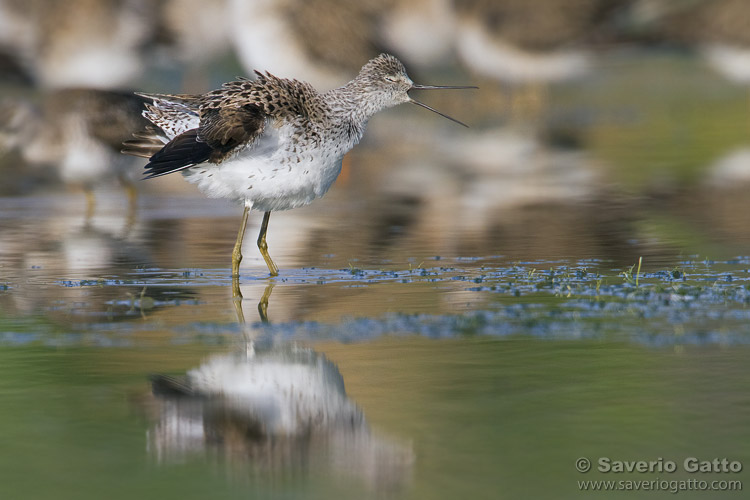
left=145, top=284, right=413, bottom=492
left=231, top=279, right=273, bottom=325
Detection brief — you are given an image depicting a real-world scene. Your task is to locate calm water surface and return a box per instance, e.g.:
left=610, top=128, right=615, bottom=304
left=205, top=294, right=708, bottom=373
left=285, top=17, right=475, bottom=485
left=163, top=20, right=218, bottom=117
left=1, top=188, right=750, bottom=500
left=3, top=55, right=750, bottom=499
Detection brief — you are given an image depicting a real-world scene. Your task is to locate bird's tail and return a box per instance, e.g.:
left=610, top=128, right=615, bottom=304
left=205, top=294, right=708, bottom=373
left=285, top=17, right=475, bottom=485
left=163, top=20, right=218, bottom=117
left=121, top=125, right=169, bottom=158
left=121, top=92, right=201, bottom=160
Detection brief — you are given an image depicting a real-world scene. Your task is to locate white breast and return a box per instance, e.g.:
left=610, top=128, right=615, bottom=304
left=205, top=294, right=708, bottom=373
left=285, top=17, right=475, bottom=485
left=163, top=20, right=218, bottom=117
left=182, top=122, right=353, bottom=211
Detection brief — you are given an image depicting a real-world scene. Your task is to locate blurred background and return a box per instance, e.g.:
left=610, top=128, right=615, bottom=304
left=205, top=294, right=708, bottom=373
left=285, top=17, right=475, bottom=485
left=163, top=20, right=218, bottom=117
left=2, top=0, right=750, bottom=266
left=3, top=2, right=750, bottom=500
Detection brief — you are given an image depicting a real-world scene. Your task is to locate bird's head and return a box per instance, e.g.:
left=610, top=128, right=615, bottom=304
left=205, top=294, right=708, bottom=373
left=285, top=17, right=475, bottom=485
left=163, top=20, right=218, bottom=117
left=355, top=53, right=477, bottom=127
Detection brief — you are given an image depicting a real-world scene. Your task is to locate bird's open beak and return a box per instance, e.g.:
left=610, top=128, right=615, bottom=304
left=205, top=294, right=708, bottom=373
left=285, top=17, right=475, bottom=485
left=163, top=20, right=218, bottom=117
left=409, top=84, right=478, bottom=128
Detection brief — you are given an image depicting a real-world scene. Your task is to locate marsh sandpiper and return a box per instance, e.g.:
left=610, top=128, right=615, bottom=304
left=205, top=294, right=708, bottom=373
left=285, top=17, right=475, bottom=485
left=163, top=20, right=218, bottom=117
left=123, top=53, right=475, bottom=277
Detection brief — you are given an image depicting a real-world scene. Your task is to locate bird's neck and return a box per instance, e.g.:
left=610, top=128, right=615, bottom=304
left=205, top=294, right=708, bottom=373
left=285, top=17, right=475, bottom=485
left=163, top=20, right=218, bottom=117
left=323, top=78, right=387, bottom=138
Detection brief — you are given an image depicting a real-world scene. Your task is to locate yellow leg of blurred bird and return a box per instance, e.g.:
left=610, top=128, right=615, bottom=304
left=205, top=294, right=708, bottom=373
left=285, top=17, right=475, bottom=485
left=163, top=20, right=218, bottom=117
left=124, top=180, right=137, bottom=212
left=122, top=180, right=138, bottom=233
left=232, top=205, right=250, bottom=278
left=257, top=211, right=279, bottom=277
left=84, top=186, right=95, bottom=220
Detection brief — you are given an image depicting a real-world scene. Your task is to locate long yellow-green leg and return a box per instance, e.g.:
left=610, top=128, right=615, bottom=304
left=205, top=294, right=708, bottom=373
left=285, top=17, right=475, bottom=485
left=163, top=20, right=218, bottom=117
left=257, top=211, right=279, bottom=276
left=257, top=282, right=274, bottom=323
left=232, top=205, right=250, bottom=278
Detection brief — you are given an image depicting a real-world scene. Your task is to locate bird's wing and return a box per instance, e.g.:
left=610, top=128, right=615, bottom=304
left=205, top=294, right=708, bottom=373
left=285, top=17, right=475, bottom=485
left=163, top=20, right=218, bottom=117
left=129, top=75, right=319, bottom=179
left=122, top=92, right=202, bottom=164
left=139, top=129, right=213, bottom=178
left=197, top=103, right=267, bottom=157
left=138, top=103, right=267, bottom=179
left=139, top=93, right=201, bottom=140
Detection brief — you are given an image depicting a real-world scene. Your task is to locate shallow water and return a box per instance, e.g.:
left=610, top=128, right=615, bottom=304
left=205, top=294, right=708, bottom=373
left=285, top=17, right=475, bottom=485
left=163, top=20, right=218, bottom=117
left=3, top=53, right=750, bottom=498
left=1, top=186, right=750, bottom=499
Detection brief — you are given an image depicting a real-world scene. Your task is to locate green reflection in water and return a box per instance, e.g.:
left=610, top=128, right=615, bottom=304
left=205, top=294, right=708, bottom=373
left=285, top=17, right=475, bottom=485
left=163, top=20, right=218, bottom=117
left=1, top=338, right=748, bottom=500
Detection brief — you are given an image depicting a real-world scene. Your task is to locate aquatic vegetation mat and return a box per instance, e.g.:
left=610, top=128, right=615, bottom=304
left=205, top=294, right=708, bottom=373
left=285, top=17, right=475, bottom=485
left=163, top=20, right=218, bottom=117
left=3, top=256, right=750, bottom=347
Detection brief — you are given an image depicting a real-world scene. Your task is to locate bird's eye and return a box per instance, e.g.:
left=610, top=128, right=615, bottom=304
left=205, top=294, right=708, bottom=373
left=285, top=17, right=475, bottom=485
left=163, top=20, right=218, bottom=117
left=384, top=75, right=397, bottom=83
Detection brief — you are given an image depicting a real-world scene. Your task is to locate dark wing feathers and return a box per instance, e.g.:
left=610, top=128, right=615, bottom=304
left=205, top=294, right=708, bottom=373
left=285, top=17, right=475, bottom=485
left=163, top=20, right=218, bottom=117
left=198, top=104, right=266, bottom=154
left=125, top=73, right=320, bottom=179
left=142, top=129, right=212, bottom=179
left=137, top=104, right=266, bottom=179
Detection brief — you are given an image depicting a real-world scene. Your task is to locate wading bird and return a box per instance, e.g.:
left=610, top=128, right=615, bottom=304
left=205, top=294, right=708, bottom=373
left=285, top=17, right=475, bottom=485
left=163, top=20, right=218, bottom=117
left=123, top=53, right=475, bottom=277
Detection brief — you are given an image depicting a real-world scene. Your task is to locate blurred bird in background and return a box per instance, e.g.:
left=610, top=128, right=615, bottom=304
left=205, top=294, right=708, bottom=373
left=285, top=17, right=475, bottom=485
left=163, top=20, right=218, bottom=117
left=0, top=90, right=150, bottom=216
left=0, top=0, right=159, bottom=89
left=634, top=0, right=750, bottom=85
